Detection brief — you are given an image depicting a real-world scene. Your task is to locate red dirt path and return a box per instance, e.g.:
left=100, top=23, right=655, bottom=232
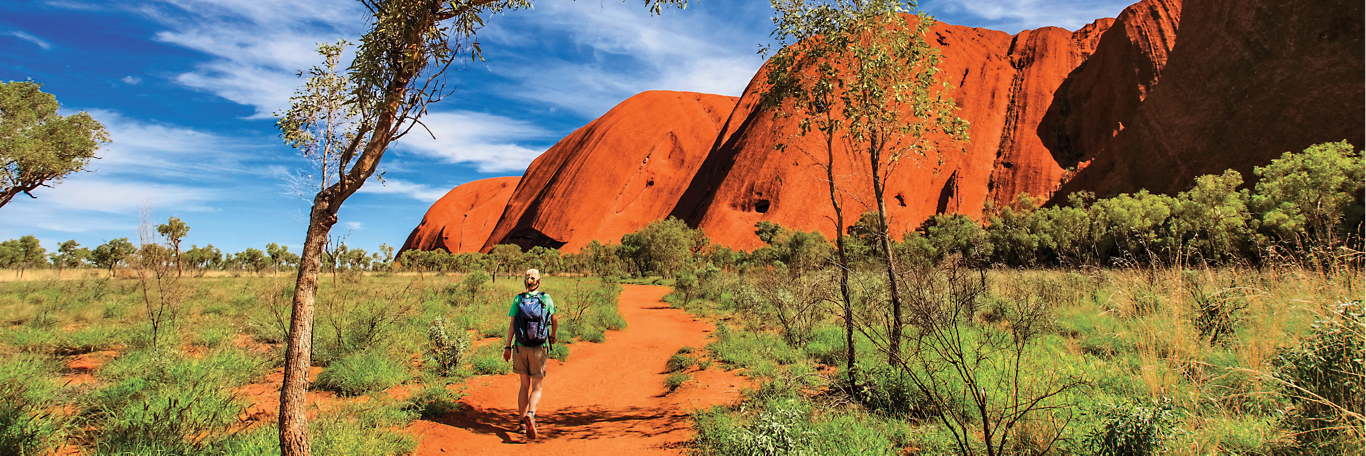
left=406, top=284, right=748, bottom=454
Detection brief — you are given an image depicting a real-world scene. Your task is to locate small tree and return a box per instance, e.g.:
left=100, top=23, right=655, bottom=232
left=0, top=235, right=47, bottom=277
left=764, top=0, right=968, bottom=368
left=0, top=80, right=110, bottom=208
left=156, top=216, right=189, bottom=277
left=50, top=239, right=90, bottom=276
left=91, top=237, right=135, bottom=276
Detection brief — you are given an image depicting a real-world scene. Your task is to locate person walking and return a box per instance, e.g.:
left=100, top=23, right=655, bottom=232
left=502, top=268, right=558, bottom=440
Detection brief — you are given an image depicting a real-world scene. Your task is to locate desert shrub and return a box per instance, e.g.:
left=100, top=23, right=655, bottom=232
left=315, top=349, right=411, bottom=397
left=855, top=364, right=928, bottom=420
left=666, top=354, right=694, bottom=373
left=469, top=344, right=511, bottom=376
left=707, top=327, right=802, bottom=371
left=665, top=372, right=690, bottom=392
left=405, top=380, right=464, bottom=419
left=0, top=354, right=66, bottom=455
left=1272, top=300, right=1364, bottom=452
left=548, top=343, right=570, bottom=362
left=692, top=397, right=909, bottom=456
left=426, top=316, right=471, bottom=377
left=87, top=349, right=265, bottom=453
left=1084, top=397, right=1181, bottom=456
left=217, top=401, right=417, bottom=456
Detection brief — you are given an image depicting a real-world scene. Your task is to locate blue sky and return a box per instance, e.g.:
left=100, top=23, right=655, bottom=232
left=1, top=0, right=1132, bottom=256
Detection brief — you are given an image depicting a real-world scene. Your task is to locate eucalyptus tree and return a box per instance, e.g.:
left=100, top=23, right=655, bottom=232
left=0, top=81, right=110, bottom=208
left=156, top=217, right=189, bottom=277
left=273, top=1, right=687, bottom=454
left=762, top=0, right=968, bottom=369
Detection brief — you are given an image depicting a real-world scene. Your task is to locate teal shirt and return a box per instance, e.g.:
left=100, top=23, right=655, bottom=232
left=509, top=291, right=556, bottom=319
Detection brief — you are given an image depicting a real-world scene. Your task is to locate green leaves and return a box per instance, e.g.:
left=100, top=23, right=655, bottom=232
left=0, top=80, right=109, bottom=208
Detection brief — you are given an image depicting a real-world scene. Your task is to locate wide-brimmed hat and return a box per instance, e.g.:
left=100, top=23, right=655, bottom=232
left=525, top=269, right=541, bottom=281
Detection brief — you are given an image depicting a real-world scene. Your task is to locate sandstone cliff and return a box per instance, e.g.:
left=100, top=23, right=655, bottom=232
left=480, top=91, right=738, bottom=253
left=399, top=176, right=519, bottom=255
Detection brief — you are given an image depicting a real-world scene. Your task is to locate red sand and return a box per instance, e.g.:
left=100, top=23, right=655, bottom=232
left=406, top=284, right=748, bottom=454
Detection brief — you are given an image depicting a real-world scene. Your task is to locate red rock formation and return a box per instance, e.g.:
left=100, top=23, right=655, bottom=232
left=1055, top=0, right=1365, bottom=199
left=399, top=176, right=518, bottom=255
left=671, top=6, right=1180, bottom=250
left=480, top=91, right=738, bottom=253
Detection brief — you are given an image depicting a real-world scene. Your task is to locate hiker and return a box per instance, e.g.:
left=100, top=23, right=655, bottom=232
left=502, top=268, right=558, bottom=439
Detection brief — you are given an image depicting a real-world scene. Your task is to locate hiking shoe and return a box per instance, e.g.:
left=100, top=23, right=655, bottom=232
left=524, top=414, right=538, bottom=440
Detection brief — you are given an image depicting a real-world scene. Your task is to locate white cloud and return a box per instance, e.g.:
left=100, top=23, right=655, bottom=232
left=344, top=221, right=363, bottom=231
left=120, top=75, right=142, bottom=85
left=127, top=0, right=362, bottom=118
left=356, top=179, right=450, bottom=203
left=480, top=1, right=767, bottom=117
left=20, top=178, right=216, bottom=214
left=6, top=31, right=53, bottom=50
left=81, top=109, right=267, bottom=179
left=395, top=110, right=551, bottom=173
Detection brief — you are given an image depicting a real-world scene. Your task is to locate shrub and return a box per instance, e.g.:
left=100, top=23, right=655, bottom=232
left=405, top=381, right=464, bottom=419
left=469, top=345, right=511, bottom=376
left=1084, top=397, right=1181, bottom=456
left=0, top=354, right=65, bottom=455
left=426, top=316, right=471, bottom=377
left=665, top=372, right=690, bottom=393
left=87, top=349, right=264, bottom=453
left=315, top=349, right=411, bottom=396
left=1273, top=300, right=1364, bottom=452
left=666, top=354, right=694, bottom=373
left=548, top=343, right=570, bottom=362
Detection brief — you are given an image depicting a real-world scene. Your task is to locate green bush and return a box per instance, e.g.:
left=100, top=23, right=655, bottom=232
left=405, top=381, right=464, bottom=419
left=315, top=349, right=411, bottom=396
left=426, top=316, right=471, bottom=377
left=470, top=345, right=511, bottom=376
left=548, top=343, right=570, bottom=362
left=666, top=354, right=694, bottom=373
left=1273, top=301, right=1364, bottom=452
left=88, top=349, right=264, bottom=454
left=0, top=354, right=66, bottom=455
left=665, top=372, right=690, bottom=393
left=1084, top=397, right=1181, bottom=456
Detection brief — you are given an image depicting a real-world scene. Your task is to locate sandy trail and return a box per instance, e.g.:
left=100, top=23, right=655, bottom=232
left=407, top=284, right=747, bottom=455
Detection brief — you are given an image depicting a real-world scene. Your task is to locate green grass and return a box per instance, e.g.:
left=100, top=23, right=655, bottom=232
left=315, top=349, right=412, bottom=396
left=680, top=266, right=1363, bottom=455
left=0, top=272, right=626, bottom=454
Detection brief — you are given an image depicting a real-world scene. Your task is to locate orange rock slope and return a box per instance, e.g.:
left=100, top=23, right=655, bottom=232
left=399, top=176, right=519, bottom=255
left=671, top=2, right=1178, bottom=250
left=1054, top=0, right=1365, bottom=199
left=404, top=0, right=1363, bottom=254
left=479, top=91, right=737, bottom=253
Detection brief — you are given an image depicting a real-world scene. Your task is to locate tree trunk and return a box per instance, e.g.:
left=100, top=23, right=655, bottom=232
left=868, top=137, right=903, bottom=366
left=821, top=124, right=859, bottom=388
left=279, top=199, right=336, bottom=456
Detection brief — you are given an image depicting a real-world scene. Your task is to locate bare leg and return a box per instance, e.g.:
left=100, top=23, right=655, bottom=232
left=528, top=375, right=545, bottom=415
left=517, top=374, right=531, bottom=419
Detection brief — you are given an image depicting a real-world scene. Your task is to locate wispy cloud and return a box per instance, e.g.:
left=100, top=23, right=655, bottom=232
left=395, top=110, right=551, bottom=173
left=82, top=109, right=268, bottom=179
left=356, top=178, right=450, bottom=203
left=120, top=75, right=142, bottom=85
left=5, top=30, right=53, bottom=50
left=480, top=1, right=767, bottom=117
left=126, top=0, right=362, bottom=118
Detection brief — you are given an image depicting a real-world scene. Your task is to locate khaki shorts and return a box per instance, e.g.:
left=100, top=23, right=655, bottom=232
left=512, top=345, right=549, bottom=378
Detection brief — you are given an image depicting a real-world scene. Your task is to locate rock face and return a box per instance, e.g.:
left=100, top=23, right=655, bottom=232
left=670, top=8, right=1172, bottom=250
left=1054, top=0, right=1365, bottom=199
left=480, top=91, right=738, bottom=253
left=404, top=0, right=1364, bottom=253
left=399, top=176, right=519, bottom=255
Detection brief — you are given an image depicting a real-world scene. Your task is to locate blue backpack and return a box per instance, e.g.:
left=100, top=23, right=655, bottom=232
left=514, top=292, right=550, bottom=347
